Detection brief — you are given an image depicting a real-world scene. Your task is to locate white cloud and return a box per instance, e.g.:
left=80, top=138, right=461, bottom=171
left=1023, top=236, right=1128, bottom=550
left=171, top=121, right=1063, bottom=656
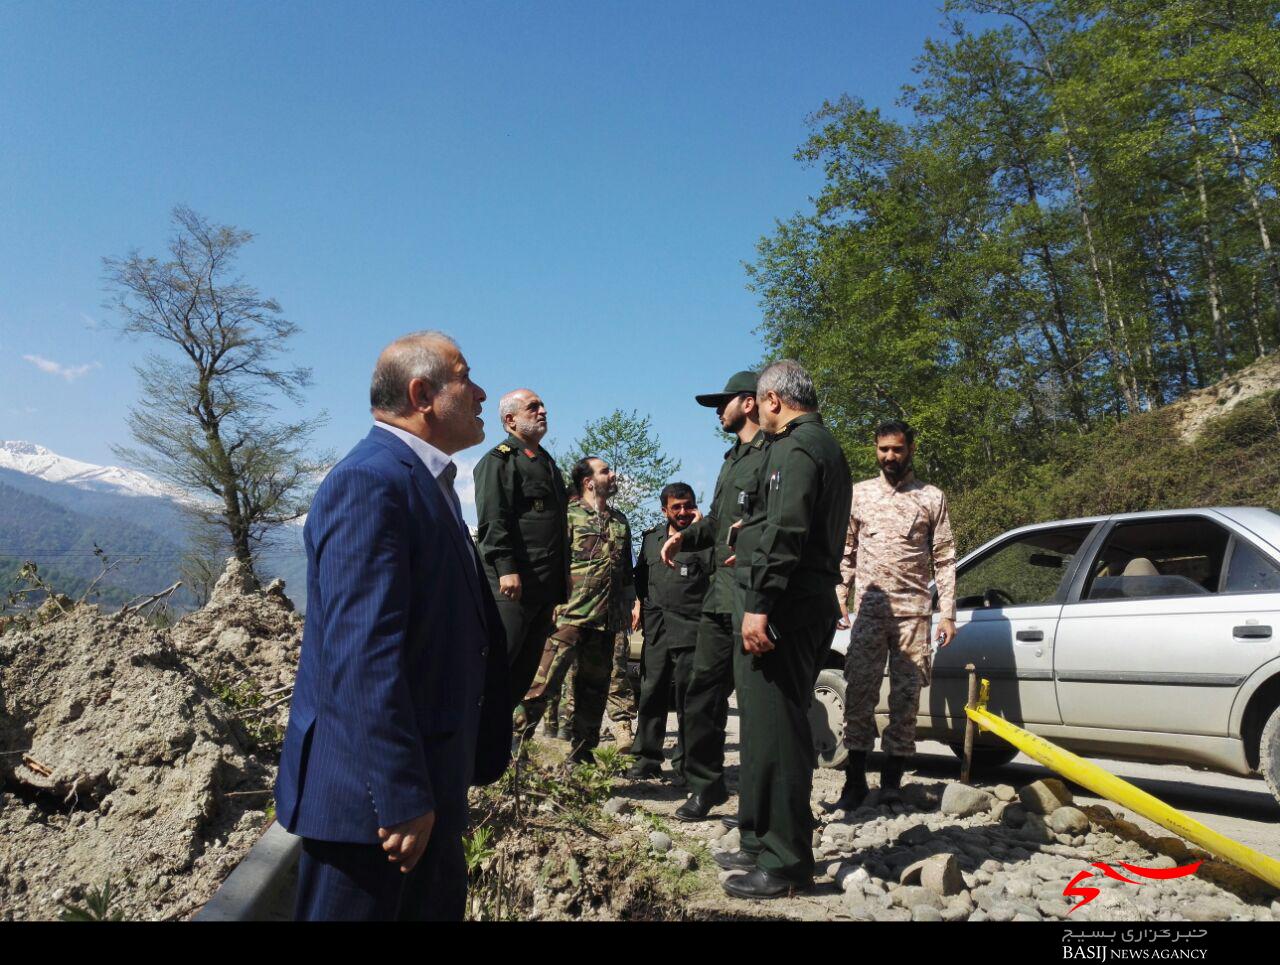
left=22, top=354, right=101, bottom=382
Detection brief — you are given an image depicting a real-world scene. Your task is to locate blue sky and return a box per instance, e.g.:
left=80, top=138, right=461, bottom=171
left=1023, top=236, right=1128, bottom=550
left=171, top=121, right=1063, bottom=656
left=0, top=1, right=960, bottom=521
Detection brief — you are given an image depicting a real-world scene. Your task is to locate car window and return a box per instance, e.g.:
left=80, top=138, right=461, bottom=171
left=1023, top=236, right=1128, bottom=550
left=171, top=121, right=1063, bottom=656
left=1084, top=517, right=1229, bottom=601
left=1224, top=539, right=1280, bottom=593
left=955, top=527, right=1092, bottom=610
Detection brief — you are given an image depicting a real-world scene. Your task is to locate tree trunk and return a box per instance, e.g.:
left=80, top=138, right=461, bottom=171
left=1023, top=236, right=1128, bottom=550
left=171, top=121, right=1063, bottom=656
left=1057, top=115, right=1141, bottom=412
left=1150, top=216, right=1205, bottom=387
left=998, top=3, right=1141, bottom=413
left=1227, top=123, right=1280, bottom=342
left=1106, top=255, right=1152, bottom=411
left=1250, top=270, right=1266, bottom=358
left=1187, top=111, right=1229, bottom=365
left=1013, top=153, right=1089, bottom=424
left=197, top=377, right=259, bottom=591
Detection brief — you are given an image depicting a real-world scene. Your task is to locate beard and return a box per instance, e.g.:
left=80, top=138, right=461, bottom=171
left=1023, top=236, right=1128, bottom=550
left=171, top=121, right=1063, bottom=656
left=880, top=456, right=913, bottom=482
left=513, top=417, right=546, bottom=442
left=721, top=410, right=746, bottom=434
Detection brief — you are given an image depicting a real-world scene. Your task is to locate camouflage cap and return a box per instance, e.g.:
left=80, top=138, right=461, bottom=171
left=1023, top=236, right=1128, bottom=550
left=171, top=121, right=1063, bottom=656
left=695, top=370, right=758, bottom=407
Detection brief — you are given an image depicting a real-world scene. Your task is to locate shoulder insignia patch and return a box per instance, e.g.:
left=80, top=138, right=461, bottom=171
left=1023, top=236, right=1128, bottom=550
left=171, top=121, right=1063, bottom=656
left=494, top=443, right=514, bottom=457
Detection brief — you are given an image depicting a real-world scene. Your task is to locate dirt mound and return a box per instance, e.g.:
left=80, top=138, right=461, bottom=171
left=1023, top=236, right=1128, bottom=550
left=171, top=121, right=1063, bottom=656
left=1171, top=353, right=1280, bottom=441
left=170, top=558, right=302, bottom=741
left=0, top=560, right=300, bottom=921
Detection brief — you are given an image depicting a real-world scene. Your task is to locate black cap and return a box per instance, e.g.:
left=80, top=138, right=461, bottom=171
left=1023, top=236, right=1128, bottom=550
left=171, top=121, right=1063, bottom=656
left=695, top=370, right=758, bottom=407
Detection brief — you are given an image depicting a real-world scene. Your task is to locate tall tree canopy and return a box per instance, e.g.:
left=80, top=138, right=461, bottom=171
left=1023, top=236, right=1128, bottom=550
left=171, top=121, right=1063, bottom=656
left=749, top=0, right=1280, bottom=490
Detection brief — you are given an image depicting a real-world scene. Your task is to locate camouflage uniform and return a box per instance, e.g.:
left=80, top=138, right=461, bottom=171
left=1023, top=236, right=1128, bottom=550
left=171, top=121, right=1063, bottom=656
left=546, top=657, right=576, bottom=735
left=514, top=498, right=633, bottom=758
left=838, top=471, right=956, bottom=756
left=607, top=631, right=637, bottom=726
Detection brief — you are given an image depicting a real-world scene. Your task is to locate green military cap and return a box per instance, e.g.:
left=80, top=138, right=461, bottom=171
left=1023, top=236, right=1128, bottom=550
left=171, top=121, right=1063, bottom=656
left=695, top=370, right=758, bottom=407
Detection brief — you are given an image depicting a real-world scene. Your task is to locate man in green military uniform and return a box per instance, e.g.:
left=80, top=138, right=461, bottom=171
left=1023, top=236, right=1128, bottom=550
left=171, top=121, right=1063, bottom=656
left=716, top=360, right=852, bottom=900
left=473, top=388, right=570, bottom=705
left=513, top=457, right=634, bottom=764
left=659, top=371, right=767, bottom=822
left=627, top=482, right=713, bottom=782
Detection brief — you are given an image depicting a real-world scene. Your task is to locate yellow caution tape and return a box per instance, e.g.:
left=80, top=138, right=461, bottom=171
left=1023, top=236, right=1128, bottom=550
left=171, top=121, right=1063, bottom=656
left=965, top=686, right=1280, bottom=890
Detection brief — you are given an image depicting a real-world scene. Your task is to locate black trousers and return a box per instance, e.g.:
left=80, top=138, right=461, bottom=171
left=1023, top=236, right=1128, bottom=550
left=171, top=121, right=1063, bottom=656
left=493, top=597, right=557, bottom=707
left=631, top=635, right=696, bottom=774
left=734, top=613, right=836, bottom=883
left=679, top=610, right=737, bottom=796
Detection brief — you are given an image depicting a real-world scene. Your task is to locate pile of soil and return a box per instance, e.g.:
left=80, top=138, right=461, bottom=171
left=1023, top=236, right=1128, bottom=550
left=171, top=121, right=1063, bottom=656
left=170, top=557, right=303, bottom=739
left=0, top=560, right=300, bottom=921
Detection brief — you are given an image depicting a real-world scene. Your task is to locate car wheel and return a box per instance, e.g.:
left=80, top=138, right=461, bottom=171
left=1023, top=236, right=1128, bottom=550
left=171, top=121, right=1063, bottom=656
left=948, top=742, right=1019, bottom=770
left=1261, top=702, right=1280, bottom=809
left=811, top=669, right=848, bottom=771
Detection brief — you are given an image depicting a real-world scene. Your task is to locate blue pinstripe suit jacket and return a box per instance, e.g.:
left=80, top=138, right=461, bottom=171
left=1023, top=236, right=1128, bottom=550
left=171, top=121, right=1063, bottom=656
left=275, top=428, right=511, bottom=843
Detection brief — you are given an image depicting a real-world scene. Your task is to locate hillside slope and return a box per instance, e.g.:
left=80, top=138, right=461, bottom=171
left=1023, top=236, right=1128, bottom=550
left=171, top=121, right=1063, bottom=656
left=951, top=354, right=1280, bottom=553
left=0, top=480, right=191, bottom=607
left=0, top=463, right=307, bottom=612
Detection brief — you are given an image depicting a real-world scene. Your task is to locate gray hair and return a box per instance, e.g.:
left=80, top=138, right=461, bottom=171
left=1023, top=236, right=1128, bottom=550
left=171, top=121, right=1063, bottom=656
left=369, top=330, right=458, bottom=414
left=757, top=359, right=818, bottom=410
left=499, top=394, right=522, bottom=421
left=499, top=389, right=533, bottom=423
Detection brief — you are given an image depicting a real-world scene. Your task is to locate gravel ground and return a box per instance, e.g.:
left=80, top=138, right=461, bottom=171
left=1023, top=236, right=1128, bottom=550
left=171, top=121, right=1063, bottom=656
left=600, top=705, right=1280, bottom=922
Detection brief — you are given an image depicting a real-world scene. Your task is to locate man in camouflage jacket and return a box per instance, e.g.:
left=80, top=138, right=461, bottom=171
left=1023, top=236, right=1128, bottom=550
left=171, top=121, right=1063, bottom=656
left=833, top=420, right=957, bottom=810
left=513, top=456, right=634, bottom=764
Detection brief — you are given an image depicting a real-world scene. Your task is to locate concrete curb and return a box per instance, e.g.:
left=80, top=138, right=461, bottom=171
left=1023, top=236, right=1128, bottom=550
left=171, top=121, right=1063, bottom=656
left=194, top=821, right=301, bottom=921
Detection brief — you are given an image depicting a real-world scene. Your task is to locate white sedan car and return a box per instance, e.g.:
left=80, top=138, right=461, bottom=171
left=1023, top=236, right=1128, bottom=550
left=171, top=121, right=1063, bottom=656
left=810, top=507, right=1280, bottom=807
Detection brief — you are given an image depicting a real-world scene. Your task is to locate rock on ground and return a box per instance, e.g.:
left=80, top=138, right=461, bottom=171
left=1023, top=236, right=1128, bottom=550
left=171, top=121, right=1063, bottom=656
left=1048, top=806, right=1090, bottom=835
left=941, top=783, right=994, bottom=817
left=1018, top=778, right=1073, bottom=814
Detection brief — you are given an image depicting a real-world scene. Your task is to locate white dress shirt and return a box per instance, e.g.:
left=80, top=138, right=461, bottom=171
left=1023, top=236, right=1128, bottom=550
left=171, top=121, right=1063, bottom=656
left=374, top=422, right=467, bottom=532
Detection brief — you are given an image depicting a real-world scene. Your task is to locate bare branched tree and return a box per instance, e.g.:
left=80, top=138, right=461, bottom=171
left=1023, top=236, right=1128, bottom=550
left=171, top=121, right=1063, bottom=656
left=104, top=205, right=329, bottom=590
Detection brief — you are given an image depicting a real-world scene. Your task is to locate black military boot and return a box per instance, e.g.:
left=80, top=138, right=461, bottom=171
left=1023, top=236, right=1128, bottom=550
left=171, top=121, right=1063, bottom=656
left=880, top=754, right=909, bottom=798
left=831, top=751, right=868, bottom=811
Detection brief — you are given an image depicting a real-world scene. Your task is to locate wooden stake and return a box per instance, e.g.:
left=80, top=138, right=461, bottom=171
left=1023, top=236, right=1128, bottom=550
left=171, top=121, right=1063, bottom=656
left=962, top=663, right=978, bottom=785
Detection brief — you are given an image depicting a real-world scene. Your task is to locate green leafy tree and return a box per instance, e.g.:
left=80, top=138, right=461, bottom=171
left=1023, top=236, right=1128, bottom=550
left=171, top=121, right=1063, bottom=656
left=750, top=0, right=1279, bottom=496
left=564, top=409, right=681, bottom=536
left=104, top=206, right=330, bottom=590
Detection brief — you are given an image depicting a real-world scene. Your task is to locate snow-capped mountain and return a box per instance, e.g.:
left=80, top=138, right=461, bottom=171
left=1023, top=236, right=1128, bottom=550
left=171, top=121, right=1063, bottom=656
left=0, top=440, right=307, bottom=610
left=0, top=441, right=181, bottom=501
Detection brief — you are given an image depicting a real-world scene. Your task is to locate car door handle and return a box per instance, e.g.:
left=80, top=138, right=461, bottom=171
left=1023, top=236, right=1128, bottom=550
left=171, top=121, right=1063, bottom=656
left=1015, top=630, right=1044, bottom=642
left=1233, top=625, right=1272, bottom=639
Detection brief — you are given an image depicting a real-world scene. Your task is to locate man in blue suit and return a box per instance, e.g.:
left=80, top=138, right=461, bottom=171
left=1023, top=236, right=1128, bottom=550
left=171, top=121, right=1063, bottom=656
left=275, top=330, right=511, bottom=921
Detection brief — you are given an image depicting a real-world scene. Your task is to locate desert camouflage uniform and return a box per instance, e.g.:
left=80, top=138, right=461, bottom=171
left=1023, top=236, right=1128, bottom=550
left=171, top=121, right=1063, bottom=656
left=514, top=498, right=633, bottom=757
left=838, top=471, right=956, bottom=756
